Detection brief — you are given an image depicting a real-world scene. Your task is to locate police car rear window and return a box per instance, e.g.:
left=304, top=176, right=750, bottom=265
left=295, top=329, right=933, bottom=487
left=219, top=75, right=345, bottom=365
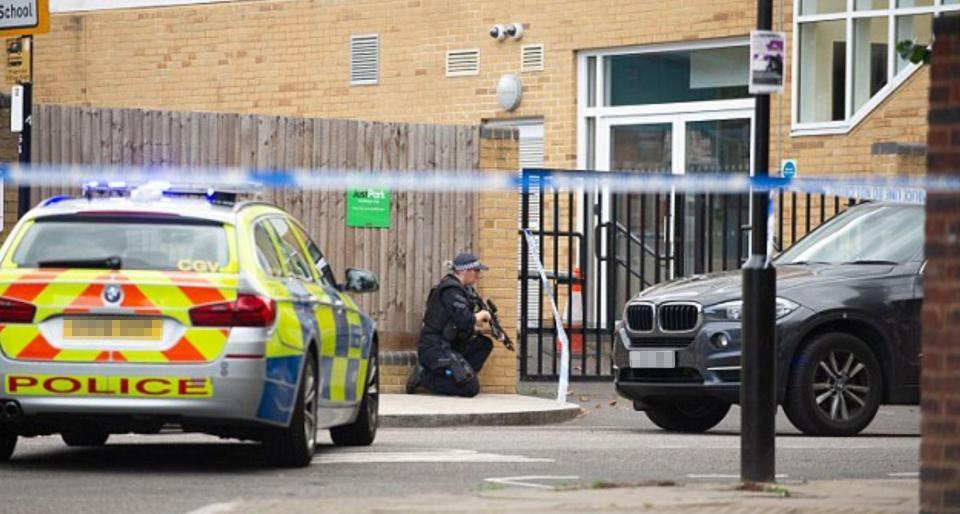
left=12, top=218, right=231, bottom=272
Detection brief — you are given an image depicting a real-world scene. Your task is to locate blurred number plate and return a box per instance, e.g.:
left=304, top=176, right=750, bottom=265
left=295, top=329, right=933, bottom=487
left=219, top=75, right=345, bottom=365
left=629, top=350, right=676, bottom=368
left=64, top=318, right=162, bottom=341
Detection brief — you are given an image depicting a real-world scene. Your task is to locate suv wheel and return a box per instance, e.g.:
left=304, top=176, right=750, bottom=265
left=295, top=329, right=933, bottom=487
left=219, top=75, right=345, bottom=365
left=61, top=431, right=110, bottom=447
left=784, top=333, right=883, bottom=436
left=330, top=342, right=379, bottom=446
left=266, top=351, right=318, bottom=467
left=644, top=397, right=731, bottom=433
left=0, top=426, right=16, bottom=462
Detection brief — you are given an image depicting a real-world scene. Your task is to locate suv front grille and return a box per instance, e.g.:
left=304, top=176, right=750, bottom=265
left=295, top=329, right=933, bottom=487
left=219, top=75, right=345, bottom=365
left=628, top=337, right=694, bottom=349
left=659, top=303, right=699, bottom=332
left=625, top=304, right=653, bottom=332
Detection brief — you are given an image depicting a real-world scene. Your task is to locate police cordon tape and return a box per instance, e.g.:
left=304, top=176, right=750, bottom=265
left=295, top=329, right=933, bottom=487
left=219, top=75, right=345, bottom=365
left=522, top=228, right=570, bottom=405
left=1, top=163, right=957, bottom=203
left=1, top=163, right=944, bottom=397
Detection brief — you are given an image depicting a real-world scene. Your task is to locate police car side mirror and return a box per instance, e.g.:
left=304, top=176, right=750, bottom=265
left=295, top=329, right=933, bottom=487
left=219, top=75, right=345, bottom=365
left=342, top=268, right=379, bottom=294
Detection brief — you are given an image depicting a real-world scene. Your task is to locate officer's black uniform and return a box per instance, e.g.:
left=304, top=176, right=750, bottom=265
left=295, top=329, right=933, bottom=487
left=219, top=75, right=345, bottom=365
left=416, top=273, right=493, bottom=397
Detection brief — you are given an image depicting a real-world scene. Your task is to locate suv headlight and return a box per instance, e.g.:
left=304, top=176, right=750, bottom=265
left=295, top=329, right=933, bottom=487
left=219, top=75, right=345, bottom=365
left=704, top=297, right=800, bottom=321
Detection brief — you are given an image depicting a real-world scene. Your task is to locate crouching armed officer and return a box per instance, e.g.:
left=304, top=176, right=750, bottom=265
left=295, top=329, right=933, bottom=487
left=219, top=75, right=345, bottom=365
left=406, top=253, right=494, bottom=397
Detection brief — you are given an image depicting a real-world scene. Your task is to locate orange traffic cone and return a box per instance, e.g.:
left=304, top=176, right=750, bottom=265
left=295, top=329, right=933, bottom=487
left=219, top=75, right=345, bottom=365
left=560, top=267, right=584, bottom=354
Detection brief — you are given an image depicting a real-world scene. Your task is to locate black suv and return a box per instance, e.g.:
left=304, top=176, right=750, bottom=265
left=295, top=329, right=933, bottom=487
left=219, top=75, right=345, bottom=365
left=613, top=202, right=923, bottom=436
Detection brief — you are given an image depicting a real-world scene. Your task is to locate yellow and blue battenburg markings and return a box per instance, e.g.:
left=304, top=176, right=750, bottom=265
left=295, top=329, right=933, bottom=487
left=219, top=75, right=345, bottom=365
left=254, top=274, right=374, bottom=425
left=255, top=283, right=311, bottom=424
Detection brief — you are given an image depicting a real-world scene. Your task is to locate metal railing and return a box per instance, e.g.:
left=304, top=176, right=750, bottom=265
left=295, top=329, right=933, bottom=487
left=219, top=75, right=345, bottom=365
left=517, top=170, right=860, bottom=381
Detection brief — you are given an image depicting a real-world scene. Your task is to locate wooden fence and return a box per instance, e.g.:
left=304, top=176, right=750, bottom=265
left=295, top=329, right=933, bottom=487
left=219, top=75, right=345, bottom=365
left=30, top=104, right=481, bottom=338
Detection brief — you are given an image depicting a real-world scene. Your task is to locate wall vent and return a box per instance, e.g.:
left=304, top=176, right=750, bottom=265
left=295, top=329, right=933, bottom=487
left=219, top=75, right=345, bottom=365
left=350, top=34, right=379, bottom=85
left=446, top=49, right=481, bottom=77
left=521, top=44, right=544, bottom=72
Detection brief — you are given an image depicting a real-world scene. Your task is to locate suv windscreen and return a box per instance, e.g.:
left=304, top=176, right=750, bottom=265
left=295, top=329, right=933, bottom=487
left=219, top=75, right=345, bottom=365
left=776, top=204, right=924, bottom=265
left=12, top=218, right=231, bottom=271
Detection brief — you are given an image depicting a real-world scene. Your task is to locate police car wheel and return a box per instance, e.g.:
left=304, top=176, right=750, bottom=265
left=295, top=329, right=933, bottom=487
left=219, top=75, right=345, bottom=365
left=330, top=342, right=379, bottom=446
left=0, top=427, right=16, bottom=462
left=61, top=431, right=110, bottom=447
left=266, top=351, right=318, bottom=467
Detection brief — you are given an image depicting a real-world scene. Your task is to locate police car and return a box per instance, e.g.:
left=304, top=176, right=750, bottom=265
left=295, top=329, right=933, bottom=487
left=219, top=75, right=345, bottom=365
left=0, top=182, right=380, bottom=467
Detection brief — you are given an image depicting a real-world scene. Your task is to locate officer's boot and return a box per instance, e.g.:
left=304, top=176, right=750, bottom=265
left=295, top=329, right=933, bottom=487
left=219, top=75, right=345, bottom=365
left=405, top=364, right=426, bottom=394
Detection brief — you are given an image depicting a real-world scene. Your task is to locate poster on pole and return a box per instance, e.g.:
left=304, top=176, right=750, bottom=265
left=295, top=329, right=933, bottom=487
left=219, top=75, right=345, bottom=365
left=749, top=30, right=785, bottom=94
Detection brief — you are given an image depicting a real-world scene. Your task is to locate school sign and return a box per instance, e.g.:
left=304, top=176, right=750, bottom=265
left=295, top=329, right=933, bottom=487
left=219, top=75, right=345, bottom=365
left=0, top=0, right=49, bottom=37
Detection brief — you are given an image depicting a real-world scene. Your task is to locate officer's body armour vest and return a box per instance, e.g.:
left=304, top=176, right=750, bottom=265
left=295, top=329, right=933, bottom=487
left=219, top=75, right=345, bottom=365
left=422, top=274, right=470, bottom=341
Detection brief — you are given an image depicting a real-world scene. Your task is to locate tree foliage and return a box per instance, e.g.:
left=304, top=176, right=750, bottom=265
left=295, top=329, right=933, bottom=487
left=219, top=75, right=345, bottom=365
left=896, top=40, right=931, bottom=65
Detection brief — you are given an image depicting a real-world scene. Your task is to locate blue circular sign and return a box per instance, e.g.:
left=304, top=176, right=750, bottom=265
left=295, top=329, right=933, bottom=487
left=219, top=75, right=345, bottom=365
left=782, top=160, right=796, bottom=179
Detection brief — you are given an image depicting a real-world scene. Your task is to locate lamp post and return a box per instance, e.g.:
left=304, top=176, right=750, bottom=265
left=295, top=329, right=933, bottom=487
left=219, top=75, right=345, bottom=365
left=15, top=35, right=33, bottom=218
left=741, top=0, right=777, bottom=484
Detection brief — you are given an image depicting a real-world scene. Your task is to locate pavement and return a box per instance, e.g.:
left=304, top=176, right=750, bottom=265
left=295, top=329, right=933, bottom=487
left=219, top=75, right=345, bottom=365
left=204, top=479, right=918, bottom=514
left=380, top=392, right=583, bottom=427
left=374, top=390, right=918, bottom=514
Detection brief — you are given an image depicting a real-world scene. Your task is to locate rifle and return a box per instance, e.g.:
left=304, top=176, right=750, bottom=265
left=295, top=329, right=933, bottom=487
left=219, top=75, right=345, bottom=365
left=466, top=287, right=515, bottom=352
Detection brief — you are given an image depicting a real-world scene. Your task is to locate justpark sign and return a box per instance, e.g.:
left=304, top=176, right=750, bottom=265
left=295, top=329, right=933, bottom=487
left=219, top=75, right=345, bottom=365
left=0, top=0, right=49, bottom=37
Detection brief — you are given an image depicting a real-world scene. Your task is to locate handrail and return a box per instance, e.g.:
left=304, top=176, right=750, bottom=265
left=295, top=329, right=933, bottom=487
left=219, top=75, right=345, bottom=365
left=595, top=220, right=671, bottom=262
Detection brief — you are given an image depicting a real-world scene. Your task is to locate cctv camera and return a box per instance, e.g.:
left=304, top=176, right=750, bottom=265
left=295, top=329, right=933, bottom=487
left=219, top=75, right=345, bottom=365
left=489, top=24, right=506, bottom=41
left=506, top=23, right=524, bottom=40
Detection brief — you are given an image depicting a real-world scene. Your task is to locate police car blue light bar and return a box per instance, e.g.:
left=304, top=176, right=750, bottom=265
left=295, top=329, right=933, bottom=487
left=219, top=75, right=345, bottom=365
left=78, top=179, right=263, bottom=205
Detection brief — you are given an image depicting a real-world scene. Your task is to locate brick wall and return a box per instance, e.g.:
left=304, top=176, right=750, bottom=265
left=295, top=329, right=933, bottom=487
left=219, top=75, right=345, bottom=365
left=28, top=0, right=756, bottom=161
left=476, top=128, right=519, bottom=393
left=921, top=13, right=960, bottom=514
left=22, top=0, right=931, bottom=180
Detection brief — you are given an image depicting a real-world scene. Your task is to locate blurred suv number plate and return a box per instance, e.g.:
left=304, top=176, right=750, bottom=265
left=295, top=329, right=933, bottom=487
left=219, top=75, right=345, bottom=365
left=629, top=350, right=676, bottom=368
left=64, top=318, right=162, bottom=341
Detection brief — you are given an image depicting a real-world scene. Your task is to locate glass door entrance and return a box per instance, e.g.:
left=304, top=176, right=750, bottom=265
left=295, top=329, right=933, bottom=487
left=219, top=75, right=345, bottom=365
left=607, top=120, right=674, bottom=314
left=679, top=117, right=752, bottom=274
left=598, top=110, right=753, bottom=322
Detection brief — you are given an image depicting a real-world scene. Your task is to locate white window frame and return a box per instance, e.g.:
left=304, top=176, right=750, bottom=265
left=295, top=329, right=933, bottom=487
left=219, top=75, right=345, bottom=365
left=578, top=37, right=752, bottom=172
left=577, top=40, right=756, bottom=326
left=792, top=0, right=960, bottom=136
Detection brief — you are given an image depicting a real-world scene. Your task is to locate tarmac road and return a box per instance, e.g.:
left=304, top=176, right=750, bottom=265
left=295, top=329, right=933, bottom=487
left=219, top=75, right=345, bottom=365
left=0, top=384, right=919, bottom=514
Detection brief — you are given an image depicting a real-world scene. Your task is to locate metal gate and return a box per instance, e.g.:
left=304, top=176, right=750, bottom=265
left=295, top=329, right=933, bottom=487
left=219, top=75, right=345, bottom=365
left=518, top=169, right=856, bottom=381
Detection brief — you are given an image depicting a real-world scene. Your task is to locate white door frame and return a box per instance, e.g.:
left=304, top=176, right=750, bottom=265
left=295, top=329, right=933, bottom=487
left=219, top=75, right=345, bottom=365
left=593, top=105, right=756, bottom=326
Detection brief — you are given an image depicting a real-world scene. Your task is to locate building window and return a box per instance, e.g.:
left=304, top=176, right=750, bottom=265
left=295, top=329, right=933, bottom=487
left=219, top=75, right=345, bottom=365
left=794, top=0, right=955, bottom=130
left=603, top=46, right=750, bottom=106
left=798, top=20, right=846, bottom=122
